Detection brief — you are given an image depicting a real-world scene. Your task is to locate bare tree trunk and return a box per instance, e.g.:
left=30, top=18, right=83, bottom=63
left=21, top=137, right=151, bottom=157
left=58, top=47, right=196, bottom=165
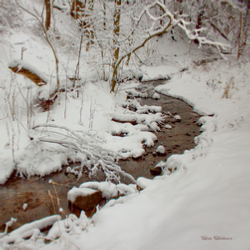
left=103, top=1, right=106, bottom=30
left=71, top=0, right=84, bottom=19
left=71, top=0, right=94, bottom=51
left=238, top=3, right=250, bottom=59
left=85, top=0, right=94, bottom=51
left=111, top=15, right=172, bottom=92
left=237, top=12, right=243, bottom=59
left=45, top=0, right=51, bottom=30
left=194, top=9, right=204, bottom=45
left=111, top=0, right=121, bottom=92
left=73, top=34, right=83, bottom=88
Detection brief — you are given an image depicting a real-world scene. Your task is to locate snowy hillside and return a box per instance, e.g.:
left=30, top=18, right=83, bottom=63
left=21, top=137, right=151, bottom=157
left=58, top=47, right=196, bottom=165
left=0, top=0, right=250, bottom=249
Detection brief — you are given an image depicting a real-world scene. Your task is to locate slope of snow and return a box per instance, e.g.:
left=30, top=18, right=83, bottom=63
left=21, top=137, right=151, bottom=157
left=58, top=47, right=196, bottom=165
left=0, top=1, right=249, bottom=249
left=67, top=59, right=250, bottom=250
left=1, top=57, right=249, bottom=250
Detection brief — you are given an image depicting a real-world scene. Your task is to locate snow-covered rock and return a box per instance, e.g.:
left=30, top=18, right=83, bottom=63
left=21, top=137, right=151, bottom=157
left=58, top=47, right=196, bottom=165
left=150, top=160, right=167, bottom=176
left=152, top=92, right=160, bottom=99
left=173, top=114, right=181, bottom=121
left=80, top=181, right=119, bottom=199
left=165, top=124, right=172, bottom=129
left=67, top=187, right=102, bottom=211
left=156, top=145, right=166, bottom=155
left=23, top=203, right=28, bottom=211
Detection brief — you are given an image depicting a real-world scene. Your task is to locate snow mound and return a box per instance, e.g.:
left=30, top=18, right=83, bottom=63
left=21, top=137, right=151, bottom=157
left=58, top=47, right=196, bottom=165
left=152, top=92, right=160, bottom=99
left=68, top=187, right=97, bottom=203
left=137, top=177, right=154, bottom=190
left=156, top=145, right=165, bottom=154
left=174, top=114, right=181, bottom=120
left=165, top=124, right=172, bottom=129
left=80, top=181, right=119, bottom=199
left=155, top=161, right=167, bottom=169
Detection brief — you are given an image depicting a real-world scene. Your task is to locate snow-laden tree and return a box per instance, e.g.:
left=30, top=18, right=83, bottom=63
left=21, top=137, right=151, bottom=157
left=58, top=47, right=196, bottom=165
left=168, top=0, right=250, bottom=58
left=70, top=0, right=94, bottom=51
left=71, top=0, right=233, bottom=92
left=0, top=0, right=22, bottom=34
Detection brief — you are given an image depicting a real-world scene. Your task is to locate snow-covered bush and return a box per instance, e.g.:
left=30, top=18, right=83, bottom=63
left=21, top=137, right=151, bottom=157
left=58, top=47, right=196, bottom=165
left=31, top=124, right=136, bottom=183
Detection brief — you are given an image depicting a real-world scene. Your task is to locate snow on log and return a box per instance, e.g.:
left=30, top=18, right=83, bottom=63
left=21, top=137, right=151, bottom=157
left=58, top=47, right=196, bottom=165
left=8, top=60, right=48, bottom=86
left=8, top=215, right=61, bottom=238
left=0, top=215, right=61, bottom=244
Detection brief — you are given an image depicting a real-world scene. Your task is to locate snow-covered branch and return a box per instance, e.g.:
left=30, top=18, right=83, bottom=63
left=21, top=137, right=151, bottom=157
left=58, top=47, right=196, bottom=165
left=31, top=124, right=136, bottom=184
left=0, top=216, right=60, bottom=245
left=110, top=0, right=231, bottom=91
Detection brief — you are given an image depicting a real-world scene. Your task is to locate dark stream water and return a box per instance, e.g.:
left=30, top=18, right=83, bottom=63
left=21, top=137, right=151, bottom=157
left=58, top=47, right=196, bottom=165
left=0, top=80, right=201, bottom=232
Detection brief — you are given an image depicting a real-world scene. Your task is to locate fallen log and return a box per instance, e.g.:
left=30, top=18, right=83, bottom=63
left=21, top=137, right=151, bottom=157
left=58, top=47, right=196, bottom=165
left=8, top=60, right=59, bottom=111
left=8, top=60, right=48, bottom=86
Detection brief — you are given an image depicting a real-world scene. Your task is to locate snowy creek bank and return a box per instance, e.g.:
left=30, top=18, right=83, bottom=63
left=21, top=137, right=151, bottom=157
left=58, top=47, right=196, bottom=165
left=118, top=80, right=202, bottom=183
left=0, top=80, right=202, bottom=233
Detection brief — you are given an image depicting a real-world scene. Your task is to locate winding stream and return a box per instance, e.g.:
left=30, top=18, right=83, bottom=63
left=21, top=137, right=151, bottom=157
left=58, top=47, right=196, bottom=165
left=0, top=80, right=201, bottom=232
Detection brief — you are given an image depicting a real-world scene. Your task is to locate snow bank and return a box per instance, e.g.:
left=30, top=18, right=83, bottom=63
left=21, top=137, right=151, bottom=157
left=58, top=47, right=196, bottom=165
left=1, top=3, right=250, bottom=249
left=15, top=147, right=67, bottom=178
left=141, top=65, right=177, bottom=81
left=116, top=184, right=137, bottom=196
left=2, top=55, right=250, bottom=249
left=136, top=177, right=154, bottom=190
left=26, top=58, right=249, bottom=250
left=0, top=155, right=15, bottom=185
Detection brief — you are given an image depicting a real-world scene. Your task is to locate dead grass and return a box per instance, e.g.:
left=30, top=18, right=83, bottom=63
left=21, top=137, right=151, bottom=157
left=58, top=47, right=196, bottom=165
left=222, top=76, right=235, bottom=99
left=201, top=63, right=211, bottom=72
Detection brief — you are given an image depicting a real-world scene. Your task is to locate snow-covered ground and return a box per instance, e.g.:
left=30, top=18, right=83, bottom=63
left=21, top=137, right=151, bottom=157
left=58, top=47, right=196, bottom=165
left=0, top=1, right=250, bottom=249
left=68, top=60, right=249, bottom=250
left=1, top=56, right=250, bottom=249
